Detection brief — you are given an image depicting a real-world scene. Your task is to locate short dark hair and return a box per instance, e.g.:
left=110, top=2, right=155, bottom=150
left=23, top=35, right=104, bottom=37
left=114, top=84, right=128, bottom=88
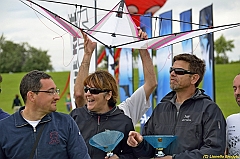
left=173, top=53, right=206, bottom=87
left=20, top=70, right=51, bottom=103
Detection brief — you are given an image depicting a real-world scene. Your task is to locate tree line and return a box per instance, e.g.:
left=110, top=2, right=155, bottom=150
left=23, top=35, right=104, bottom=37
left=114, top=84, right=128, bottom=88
left=0, top=33, right=236, bottom=73
left=0, top=34, right=53, bottom=73
left=214, top=34, right=235, bottom=64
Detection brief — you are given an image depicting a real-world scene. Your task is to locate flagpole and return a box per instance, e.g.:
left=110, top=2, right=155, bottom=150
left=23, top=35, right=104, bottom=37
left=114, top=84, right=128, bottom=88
left=95, top=0, right=98, bottom=70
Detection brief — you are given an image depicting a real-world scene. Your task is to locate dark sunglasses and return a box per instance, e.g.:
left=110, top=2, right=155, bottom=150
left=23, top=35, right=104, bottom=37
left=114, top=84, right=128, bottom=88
left=169, top=67, right=195, bottom=75
left=84, top=86, right=109, bottom=94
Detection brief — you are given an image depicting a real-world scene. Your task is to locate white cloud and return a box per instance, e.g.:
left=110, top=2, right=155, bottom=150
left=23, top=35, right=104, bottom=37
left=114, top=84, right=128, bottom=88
left=1, top=0, right=239, bottom=71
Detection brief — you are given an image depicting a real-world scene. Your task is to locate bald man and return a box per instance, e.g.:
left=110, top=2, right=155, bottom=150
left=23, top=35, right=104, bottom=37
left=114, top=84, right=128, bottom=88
left=226, top=73, right=240, bottom=156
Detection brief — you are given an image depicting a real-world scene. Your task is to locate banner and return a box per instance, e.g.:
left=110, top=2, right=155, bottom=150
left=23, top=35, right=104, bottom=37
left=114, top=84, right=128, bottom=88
left=199, top=5, right=215, bottom=101
left=180, top=9, right=193, bottom=54
left=139, top=12, right=153, bottom=132
left=118, top=48, right=133, bottom=102
left=114, top=48, right=121, bottom=83
left=156, top=10, right=173, bottom=104
left=106, top=48, right=115, bottom=76
left=69, top=1, right=96, bottom=109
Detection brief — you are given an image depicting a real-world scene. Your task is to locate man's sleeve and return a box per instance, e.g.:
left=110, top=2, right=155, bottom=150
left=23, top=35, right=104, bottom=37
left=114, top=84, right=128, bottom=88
left=67, top=117, right=90, bottom=159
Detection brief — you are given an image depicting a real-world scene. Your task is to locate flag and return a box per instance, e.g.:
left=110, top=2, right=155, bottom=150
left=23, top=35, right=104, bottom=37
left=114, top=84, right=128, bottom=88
left=139, top=12, right=153, bottom=132
left=180, top=9, right=193, bottom=54
left=118, top=48, right=133, bottom=102
left=199, top=5, right=215, bottom=101
left=156, top=10, right=173, bottom=104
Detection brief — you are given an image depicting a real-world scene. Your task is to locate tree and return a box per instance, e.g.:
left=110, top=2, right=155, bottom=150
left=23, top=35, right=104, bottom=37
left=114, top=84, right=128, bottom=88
left=214, top=34, right=234, bottom=64
left=21, top=44, right=53, bottom=72
left=0, top=34, right=53, bottom=73
left=0, top=39, right=26, bottom=73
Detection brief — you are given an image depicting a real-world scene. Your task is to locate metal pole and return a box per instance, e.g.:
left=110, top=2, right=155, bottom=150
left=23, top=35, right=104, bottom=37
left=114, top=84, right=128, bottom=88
left=94, top=0, right=97, bottom=70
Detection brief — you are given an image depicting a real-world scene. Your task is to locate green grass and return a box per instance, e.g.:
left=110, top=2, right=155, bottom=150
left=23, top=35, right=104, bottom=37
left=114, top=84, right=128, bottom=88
left=0, top=63, right=240, bottom=119
left=215, top=63, right=240, bottom=118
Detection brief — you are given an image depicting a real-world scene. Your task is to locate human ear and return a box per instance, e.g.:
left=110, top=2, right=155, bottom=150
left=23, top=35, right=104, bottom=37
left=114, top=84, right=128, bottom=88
left=27, top=91, right=36, bottom=102
left=191, top=74, right=200, bottom=85
left=105, top=91, right=112, bottom=101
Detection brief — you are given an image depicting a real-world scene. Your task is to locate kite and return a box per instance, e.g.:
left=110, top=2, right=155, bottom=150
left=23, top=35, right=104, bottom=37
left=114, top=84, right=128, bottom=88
left=20, top=0, right=240, bottom=50
left=125, top=0, right=167, bottom=27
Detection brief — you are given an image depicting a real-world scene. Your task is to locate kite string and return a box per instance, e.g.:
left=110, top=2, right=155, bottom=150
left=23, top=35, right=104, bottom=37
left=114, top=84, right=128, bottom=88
left=36, top=0, right=209, bottom=28
left=28, top=0, right=215, bottom=72
left=29, top=1, right=75, bottom=68
left=140, top=18, right=210, bottom=75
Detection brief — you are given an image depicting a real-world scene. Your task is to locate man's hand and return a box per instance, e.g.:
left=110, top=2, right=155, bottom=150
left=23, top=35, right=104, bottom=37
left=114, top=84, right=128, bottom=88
left=127, top=131, right=143, bottom=147
left=104, top=154, right=119, bottom=159
left=156, top=156, right=173, bottom=159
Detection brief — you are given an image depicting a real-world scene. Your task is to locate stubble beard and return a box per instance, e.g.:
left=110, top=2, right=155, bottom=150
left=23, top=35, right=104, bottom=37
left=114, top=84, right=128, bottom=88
left=170, top=84, right=179, bottom=91
left=236, top=94, right=240, bottom=106
left=237, top=99, right=240, bottom=107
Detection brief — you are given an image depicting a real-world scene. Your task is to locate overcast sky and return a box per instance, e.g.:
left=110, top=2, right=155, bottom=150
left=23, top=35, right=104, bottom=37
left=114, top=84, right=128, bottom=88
left=1, top=0, right=240, bottom=71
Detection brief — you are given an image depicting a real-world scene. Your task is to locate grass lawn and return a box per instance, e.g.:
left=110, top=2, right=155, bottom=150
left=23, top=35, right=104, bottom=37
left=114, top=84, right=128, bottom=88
left=215, top=63, right=240, bottom=117
left=0, top=63, right=240, bottom=120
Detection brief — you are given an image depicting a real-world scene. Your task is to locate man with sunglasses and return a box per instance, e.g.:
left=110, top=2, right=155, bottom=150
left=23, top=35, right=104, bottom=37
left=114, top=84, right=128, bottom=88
left=73, top=27, right=157, bottom=126
left=127, top=54, right=226, bottom=159
left=0, top=70, right=90, bottom=159
left=0, top=74, right=10, bottom=120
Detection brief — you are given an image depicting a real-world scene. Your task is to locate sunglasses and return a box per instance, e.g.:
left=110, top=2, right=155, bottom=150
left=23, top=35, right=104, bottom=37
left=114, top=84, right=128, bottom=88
left=84, top=86, right=109, bottom=94
left=169, top=67, right=195, bottom=75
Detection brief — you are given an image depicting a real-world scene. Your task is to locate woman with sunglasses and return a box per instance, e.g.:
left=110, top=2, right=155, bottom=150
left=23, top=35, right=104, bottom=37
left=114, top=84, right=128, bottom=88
left=127, top=54, right=226, bottom=159
left=73, top=27, right=157, bottom=127
left=70, top=69, right=137, bottom=159
left=70, top=28, right=155, bottom=159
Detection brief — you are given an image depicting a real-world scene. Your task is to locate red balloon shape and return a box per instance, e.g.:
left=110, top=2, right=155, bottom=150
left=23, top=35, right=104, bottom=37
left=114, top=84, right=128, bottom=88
left=125, top=0, right=167, bottom=26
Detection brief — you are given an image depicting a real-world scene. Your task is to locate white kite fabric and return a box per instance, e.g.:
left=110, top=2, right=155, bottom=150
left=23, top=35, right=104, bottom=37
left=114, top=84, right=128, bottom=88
left=21, top=0, right=240, bottom=50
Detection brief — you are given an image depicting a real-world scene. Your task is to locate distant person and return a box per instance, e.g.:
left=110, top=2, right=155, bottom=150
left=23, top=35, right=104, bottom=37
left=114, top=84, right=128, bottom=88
left=65, top=92, right=72, bottom=112
left=12, top=94, right=22, bottom=112
left=0, top=70, right=90, bottom=159
left=226, top=73, right=240, bottom=156
left=0, top=74, right=10, bottom=120
left=127, top=53, right=226, bottom=159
